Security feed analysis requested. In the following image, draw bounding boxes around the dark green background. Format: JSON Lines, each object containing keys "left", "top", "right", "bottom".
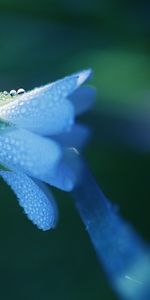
{"left": 0, "top": 1, "right": 150, "bottom": 299}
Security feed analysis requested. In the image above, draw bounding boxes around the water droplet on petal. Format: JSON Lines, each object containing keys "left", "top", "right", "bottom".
{"left": 20, "top": 107, "right": 26, "bottom": 114}
{"left": 10, "top": 90, "right": 17, "bottom": 97}
{"left": 17, "top": 88, "right": 25, "bottom": 95}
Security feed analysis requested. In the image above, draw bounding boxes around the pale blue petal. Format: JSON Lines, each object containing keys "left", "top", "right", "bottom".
{"left": 0, "top": 170, "right": 57, "bottom": 230}
{"left": 48, "top": 158, "right": 76, "bottom": 191}
{"left": 54, "top": 123, "right": 91, "bottom": 149}
{"left": 0, "top": 127, "right": 62, "bottom": 182}
{"left": 69, "top": 86, "right": 96, "bottom": 115}
{"left": 48, "top": 148, "right": 81, "bottom": 191}
{"left": 0, "top": 126, "right": 78, "bottom": 191}
{"left": 0, "top": 69, "right": 92, "bottom": 136}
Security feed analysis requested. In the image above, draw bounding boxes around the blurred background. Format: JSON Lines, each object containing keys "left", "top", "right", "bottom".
{"left": 0, "top": 1, "right": 150, "bottom": 299}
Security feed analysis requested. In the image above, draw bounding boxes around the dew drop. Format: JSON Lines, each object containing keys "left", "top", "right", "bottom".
{"left": 10, "top": 90, "right": 17, "bottom": 97}
{"left": 17, "top": 88, "right": 25, "bottom": 95}
{"left": 20, "top": 107, "right": 26, "bottom": 114}
{"left": 3, "top": 91, "right": 8, "bottom": 96}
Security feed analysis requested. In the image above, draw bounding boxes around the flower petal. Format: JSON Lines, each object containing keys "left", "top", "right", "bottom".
{"left": 69, "top": 86, "right": 96, "bottom": 115}
{"left": 0, "top": 126, "right": 62, "bottom": 183}
{"left": 49, "top": 147, "right": 82, "bottom": 191}
{"left": 49, "top": 158, "right": 76, "bottom": 191}
{"left": 0, "top": 70, "right": 92, "bottom": 136}
{"left": 54, "top": 123, "right": 91, "bottom": 149}
{"left": 0, "top": 170, "right": 57, "bottom": 230}
{"left": 0, "top": 125, "right": 79, "bottom": 191}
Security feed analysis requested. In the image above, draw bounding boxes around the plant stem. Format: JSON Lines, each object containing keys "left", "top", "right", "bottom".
{"left": 72, "top": 160, "right": 150, "bottom": 300}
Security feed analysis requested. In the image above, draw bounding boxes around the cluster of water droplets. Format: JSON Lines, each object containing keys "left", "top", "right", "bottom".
{"left": 0, "top": 83, "right": 75, "bottom": 135}
{"left": 0, "top": 88, "right": 25, "bottom": 104}
{"left": 0, "top": 126, "right": 61, "bottom": 183}
{"left": 0, "top": 69, "right": 95, "bottom": 230}
{"left": 0, "top": 170, "right": 56, "bottom": 230}
{"left": 4, "top": 88, "right": 25, "bottom": 97}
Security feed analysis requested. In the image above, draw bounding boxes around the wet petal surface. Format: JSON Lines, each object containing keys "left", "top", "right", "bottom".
{"left": 0, "top": 127, "right": 62, "bottom": 182}
{"left": 0, "top": 70, "right": 92, "bottom": 136}
{"left": 0, "top": 170, "right": 57, "bottom": 230}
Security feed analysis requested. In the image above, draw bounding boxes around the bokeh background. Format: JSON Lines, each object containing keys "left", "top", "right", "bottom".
{"left": 0, "top": 1, "right": 150, "bottom": 299}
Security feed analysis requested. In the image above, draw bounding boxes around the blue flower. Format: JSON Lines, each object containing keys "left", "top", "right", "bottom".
{"left": 0, "top": 69, "right": 95, "bottom": 230}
